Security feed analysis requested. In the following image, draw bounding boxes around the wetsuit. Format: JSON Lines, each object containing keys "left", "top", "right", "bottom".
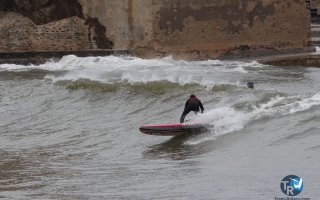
{"left": 180, "top": 96, "right": 204, "bottom": 123}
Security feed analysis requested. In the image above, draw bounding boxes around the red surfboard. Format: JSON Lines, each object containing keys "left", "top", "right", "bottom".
{"left": 139, "top": 122, "right": 212, "bottom": 136}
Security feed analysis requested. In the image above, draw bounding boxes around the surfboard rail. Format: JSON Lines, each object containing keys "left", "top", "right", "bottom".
{"left": 139, "top": 122, "right": 212, "bottom": 136}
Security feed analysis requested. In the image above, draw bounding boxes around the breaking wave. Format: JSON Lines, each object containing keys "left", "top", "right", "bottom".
{"left": 0, "top": 55, "right": 264, "bottom": 89}
{"left": 1, "top": 54, "right": 319, "bottom": 146}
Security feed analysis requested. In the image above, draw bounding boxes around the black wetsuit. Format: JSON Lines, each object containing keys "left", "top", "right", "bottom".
{"left": 180, "top": 97, "right": 204, "bottom": 123}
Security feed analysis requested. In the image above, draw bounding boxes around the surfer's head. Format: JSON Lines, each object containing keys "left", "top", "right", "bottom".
{"left": 190, "top": 94, "right": 196, "bottom": 98}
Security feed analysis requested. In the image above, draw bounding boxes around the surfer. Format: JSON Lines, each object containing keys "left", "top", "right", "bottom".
{"left": 180, "top": 94, "right": 204, "bottom": 123}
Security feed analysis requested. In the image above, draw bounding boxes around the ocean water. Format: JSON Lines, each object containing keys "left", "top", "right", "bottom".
{"left": 0, "top": 55, "right": 319, "bottom": 199}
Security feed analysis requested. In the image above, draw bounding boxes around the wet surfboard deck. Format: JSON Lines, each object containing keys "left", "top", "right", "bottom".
{"left": 139, "top": 122, "right": 212, "bottom": 136}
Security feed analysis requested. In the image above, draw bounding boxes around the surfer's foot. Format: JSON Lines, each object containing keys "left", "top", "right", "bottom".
{"left": 180, "top": 115, "right": 185, "bottom": 123}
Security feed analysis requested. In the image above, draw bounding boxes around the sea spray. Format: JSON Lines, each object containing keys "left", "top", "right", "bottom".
{"left": 186, "top": 93, "right": 320, "bottom": 145}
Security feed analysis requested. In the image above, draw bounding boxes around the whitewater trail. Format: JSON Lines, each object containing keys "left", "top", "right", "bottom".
{"left": 186, "top": 92, "right": 320, "bottom": 145}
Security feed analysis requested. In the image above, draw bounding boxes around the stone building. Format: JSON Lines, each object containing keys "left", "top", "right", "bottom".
{"left": 0, "top": 0, "right": 315, "bottom": 59}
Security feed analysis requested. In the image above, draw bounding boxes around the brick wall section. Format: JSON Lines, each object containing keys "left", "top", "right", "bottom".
{"left": 0, "top": 12, "right": 90, "bottom": 51}
{"left": 0, "top": 12, "right": 32, "bottom": 51}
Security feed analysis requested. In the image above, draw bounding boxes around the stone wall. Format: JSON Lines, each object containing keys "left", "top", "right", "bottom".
{"left": 79, "top": 0, "right": 154, "bottom": 50}
{"left": 78, "top": 0, "right": 313, "bottom": 59}
{"left": 0, "top": 12, "right": 90, "bottom": 51}
{"left": 150, "top": 0, "right": 313, "bottom": 59}
{"left": 0, "top": 0, "right": 314, "bottom": 59}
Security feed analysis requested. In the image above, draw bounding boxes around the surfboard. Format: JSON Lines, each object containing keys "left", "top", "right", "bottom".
{"left": 139, "top": 122, "right": 212, "bottom": 136}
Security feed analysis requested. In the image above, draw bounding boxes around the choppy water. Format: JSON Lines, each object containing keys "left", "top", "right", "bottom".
{"left": 0, "top": 55, "right": 320, "bottom": 199}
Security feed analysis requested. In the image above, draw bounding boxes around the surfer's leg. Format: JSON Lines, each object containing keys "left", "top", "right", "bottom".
{"left": 180, "top": 115, "right": 186, "bottom": 123}
{"left": 180, "top": 109, "right": 191, "bottom": 123}
{"left": 194, "top": 108, "right": 200, "bottom": 115}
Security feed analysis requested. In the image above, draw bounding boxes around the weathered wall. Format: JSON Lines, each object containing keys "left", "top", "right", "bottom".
{"left": 78, "top": 0, "right": 313, "bottom": 59}
{"left": 0, "top": 0, "right": 314, "bottom": 59}
{"left": 0, "top": 12, "right": 89, "bottom": 51}
{"left": 150, "top": 0, "right": 313, "bottom": 59}
{"left": 79, "top": 0, "right": 154, "bottom": 50}
{"left": 0, "top": 0, "right": 113, "bottom": 51}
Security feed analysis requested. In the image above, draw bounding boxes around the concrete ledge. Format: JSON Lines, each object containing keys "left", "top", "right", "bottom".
{"left": 257, "top": 52, "right": 320, "bottom": 67}
{"left": 0, "top": 49, "right": 131, "bottom": 65}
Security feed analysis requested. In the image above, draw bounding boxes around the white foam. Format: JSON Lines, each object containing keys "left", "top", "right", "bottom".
{"left": 289, "top": 93, "right": 320, "bottom": 113}
{"left": 0, "top": 55, "right": 263, "bottom": 87}
{"left": 186, "top": 94, "right": 320, "bottom": 145}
